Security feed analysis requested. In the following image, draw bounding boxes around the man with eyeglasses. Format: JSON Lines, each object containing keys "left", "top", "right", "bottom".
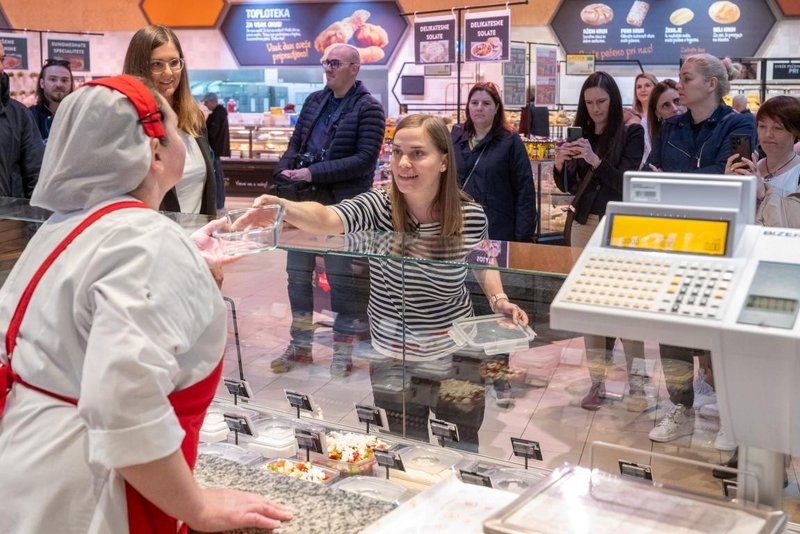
{"left": 0, "top": 41, "right": 44, "bottom": 198}
{"left": 270, "top": 43, "right": 385, "bottom": 376}
{"left": 29, "top": 58, "right": 74, "bottom": 141}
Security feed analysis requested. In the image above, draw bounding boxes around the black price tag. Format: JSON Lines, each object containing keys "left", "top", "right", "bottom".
{"left": 285, "top": 390, "right": 314, "bottom": 412}
{"left": 618, "top": 460, "right": 653, "bottom": 481}
{"left": 354, "top": 403, "right": 388, "bottom": 428}
{"left": 459, "top": 469, "right": 493, "bottom": 488}
{"left": 722, "top": 479, "right": 738, "bottom": 499}
{"left": 510, "top": 438, "right": 543, "bottom": 461}
{"left": 294, "top": 428, "right": 325, "bottom": 454}
{"left": 223, "top": 413, "right": 256, "bottom": 436}
{"left": 374, "top": 449, "right": 405, "bottom": 472}
{"left": 223, "top": 378, "right": 253, "bottom": 399}
{"left": 429, "top": 418, "right": 459, "bottom": 443}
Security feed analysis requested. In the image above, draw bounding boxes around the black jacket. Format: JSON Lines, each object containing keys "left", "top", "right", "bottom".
{"left": 0, "top": 73, "right": 43, "bottom": 198}
{"left": 554, "top": 124, "right": 644, "bottom": 225}
{"left": 29, "top": 102, "right": 54, "bottom": 141}
{"left": 452, "top": 125, "right": 537, "bottom": 242}
{"left": 205, "top": 106, "right": 230, "bottom": 158}
{"left": 275, "top": 80, "right": 385, "bottom": 203}
{"left": 160, "top": 132, "right": 217, "bottom": 216}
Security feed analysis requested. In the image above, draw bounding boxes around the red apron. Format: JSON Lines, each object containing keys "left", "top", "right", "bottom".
{"left": 0, "top": 200, "right": 224, "bottom": 534}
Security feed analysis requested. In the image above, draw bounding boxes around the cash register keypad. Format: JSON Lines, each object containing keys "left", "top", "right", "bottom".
{"left": 564, "top": 253, "right": 733, "bottom": 319}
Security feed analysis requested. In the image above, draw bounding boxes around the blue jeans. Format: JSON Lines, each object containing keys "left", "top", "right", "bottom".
{"left": 286, "top": 251, "right": 368, "bottom": 346}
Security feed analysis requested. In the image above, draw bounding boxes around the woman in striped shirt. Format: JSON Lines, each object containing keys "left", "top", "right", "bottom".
{"left": 253, "top": 114, "right": 527, "bottom": 450}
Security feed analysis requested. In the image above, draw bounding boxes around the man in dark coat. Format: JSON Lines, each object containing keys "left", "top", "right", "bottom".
{"left": 28, "top": 58, "right": 74, "bottom": 142}
{"left": 0, "top": 42, "right": 44, "bottom": 198}
{"left": 271, "top": 43, "right": 385, "bottom": 376}
{"left": 203, "top": 92, "right": 230, "bottom": 209}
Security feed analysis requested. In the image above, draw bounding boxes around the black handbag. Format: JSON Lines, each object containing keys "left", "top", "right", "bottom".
{"left": 269, "top": 175, "right": 334, "bottom": 204}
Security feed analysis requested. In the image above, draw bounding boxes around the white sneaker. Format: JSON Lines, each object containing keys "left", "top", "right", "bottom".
{"left": 714, "top": 426, "right": 737, "bottom": 451}
{"left": 693, "top": 369, "right": 717, "bottom": 409}
{"left": 649, "top": 404, "right": 694, "bottom": 442}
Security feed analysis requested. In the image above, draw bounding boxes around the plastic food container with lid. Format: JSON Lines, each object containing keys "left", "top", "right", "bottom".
{"left": 388, "top": 445, "right": 473, "bottom": 487}
{"left": 310, "top": 431, "right": 390, "bottom": 476}
{"left": 262, "top": 458, "right": 339, "bottom": 485}
{"left": 242, "top": 418, "right": 298, "bottom": 459}
{"left": 199, "top": 410, "right": 230, "bottom": 443}
{"left": 448, "top": 314, "right": 536, "bottom": 356}
{"left": 487, "top": 467, "right": 548, "bottom": 494}
{"left": 332, "top": 475, "right": 411, "bottom": 504}
{"left": 197, "top": 442, "right": 264, "bottom": 466}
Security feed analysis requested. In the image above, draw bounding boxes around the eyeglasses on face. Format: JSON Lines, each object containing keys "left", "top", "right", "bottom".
{"left": 44, "top": 58, "right": 71, "bottom": 68}
{"left": 149, "top": 57, "right": 185, "bottom": 74}
{"left": 321, "top": 59, "right": 355, "bottom": 70}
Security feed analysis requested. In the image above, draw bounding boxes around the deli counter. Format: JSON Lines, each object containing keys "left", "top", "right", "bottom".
{"left": 0, "top": 198, "right": 797, "bottom": 533}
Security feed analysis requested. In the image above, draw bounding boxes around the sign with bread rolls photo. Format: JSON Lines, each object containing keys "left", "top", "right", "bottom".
{"left": 551, "top": 0, "right": 775, "bottom": 65}
{"left": 220, "top": 2, "right": 407, "bottom": 66}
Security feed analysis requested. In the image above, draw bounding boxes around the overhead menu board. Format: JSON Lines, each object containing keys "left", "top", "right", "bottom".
{"left": 0, "top": 36, "right": 28, "bottom": 70}
{"left": 220, "top": 2, "right": 407, "bottom": 66}
{"left": 47, "top": 39, "right": 91, "bottom": 71}
{"left": 464, "top": 9, "right": 511, "bottom": 63}
{"left": 550, "top": 0, "right": 776, "bottom": 65}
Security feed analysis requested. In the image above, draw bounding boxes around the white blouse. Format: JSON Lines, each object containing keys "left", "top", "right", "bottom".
{"left": 175, "top": 131, "right": 206, "bottom": 214}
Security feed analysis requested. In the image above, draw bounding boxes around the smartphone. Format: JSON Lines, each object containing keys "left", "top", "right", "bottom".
{"left": 566, "top": 126, "right": 583, "bottom": 142}
{"left": 730, "top": 134, "right": 751, "bottom": 161}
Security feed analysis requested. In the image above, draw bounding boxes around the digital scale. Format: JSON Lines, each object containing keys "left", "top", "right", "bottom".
{"left": 552, "top": 171, "right": 798, "bottom": 513}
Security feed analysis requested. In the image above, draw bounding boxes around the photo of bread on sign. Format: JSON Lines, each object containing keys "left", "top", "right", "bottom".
{"left": 314, "top": 9, "right": 390, "bottom": 63}
{"left": 708, "top": 1, "right": 740, "bottom": 24}
{"left": 581, "top": 3, "right": 614, "bottom": 26}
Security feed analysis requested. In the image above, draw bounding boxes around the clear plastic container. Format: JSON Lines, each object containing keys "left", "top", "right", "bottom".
{"left": 244, "top": 418, "right": 298, "bottom": 459}
{"left": 262, "top": 458, "right": 339, "bottom": 485}
{"left": 388, "top": 445, "right": 471, "bottom": 486}
{"left": 197, "top": 442, "right": 264, "bottom": 466}
{"left": 199, "top": 410, "right": 229, "bottom": 443}
{"left": 213, "top": 205, "right": 284, "bottom": 256}
{"left": 449, "top": 314, "right": 536, "bottom": 356}
{"left": 311, "top": 431, "right": 390, "bottom": 476}
{"left": 332, "top": 475, "right": 411, "bottom": 504}
{"left": 487, "top": 467, "right": 548, "bottom": 494}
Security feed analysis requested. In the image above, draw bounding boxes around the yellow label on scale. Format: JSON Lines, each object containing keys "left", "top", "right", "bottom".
{"left": 608, "top": 215, "right": 728, "bottom": 256}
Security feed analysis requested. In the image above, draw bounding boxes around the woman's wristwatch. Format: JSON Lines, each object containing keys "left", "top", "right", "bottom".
{"left": 489, "top": 292, "right": 509, "bottom": 311}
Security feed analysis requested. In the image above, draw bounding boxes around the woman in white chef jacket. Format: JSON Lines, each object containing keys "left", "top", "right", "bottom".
{"left": 0, "top": 76, "right": 292, "bottom": 533}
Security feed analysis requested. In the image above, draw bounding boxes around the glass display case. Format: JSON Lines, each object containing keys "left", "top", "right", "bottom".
{"left": 1, "top": 198, "right": 798, "bottom": 529}
{"left": 223, "top": 125, "right": 294, "bottom": 196}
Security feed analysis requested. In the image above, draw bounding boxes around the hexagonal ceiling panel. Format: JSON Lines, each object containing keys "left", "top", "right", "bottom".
{"left": 775, "top": 0, "right": 800, "bottom": 17}
{"left": 141, "top": 0, "right": 224, "bottom": 28}
{"left": 551, "top": 0, "right": 776, "bottom": 64}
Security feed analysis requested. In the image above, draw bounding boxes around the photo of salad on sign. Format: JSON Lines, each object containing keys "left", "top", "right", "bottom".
{"left": 464, "top": 9, "right": 510, "bottom": 63}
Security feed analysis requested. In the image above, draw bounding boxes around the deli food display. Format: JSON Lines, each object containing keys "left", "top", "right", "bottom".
{"left": 264, "top": 458, "right": 340, "bottom": 484}
{"left": 312, "top": 431, "right": 390, "bottom": 476}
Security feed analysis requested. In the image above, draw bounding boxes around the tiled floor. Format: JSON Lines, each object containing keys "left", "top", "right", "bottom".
{"left": 218, "top": 196, "right": 800, "bottom": 522}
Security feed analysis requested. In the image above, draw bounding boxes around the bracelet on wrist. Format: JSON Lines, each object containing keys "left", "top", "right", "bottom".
{"left": 489, "top": 293, "right": 509, "bottom": 311}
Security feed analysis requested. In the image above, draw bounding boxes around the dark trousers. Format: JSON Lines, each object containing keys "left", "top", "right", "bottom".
{"left": 658, "top": 344, "right": 702, "bottom": 407}
{"left": 286, "top": 250, "right": 368, "bottom": 346}
{"left": 369, "top": 349, "right": 486, "bottom": 453}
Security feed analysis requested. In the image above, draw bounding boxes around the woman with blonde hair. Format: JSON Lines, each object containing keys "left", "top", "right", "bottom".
{"left": 124, "top": 25, "right": 217, "bottom": 215}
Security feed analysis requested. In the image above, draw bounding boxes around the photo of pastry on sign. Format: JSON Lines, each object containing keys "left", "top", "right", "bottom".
{"left": 420, "top": 40, "right": 449, "bottom": 64}
{"left": 470, "top": 37, "right": 502, "bottom": 61}
{"left": 314, "top": 9, "right": 389, "bottom": 64}
{"left": 2, "top": 55, "right": 22, "bottom": 69}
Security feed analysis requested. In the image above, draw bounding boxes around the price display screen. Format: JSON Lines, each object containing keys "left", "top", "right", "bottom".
{"left": 607, "top": 214, "right": 729, "bottom": 256}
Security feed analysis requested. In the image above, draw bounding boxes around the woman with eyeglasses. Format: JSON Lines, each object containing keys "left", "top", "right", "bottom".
{"left": 123, "top": 25, "right": 217, "bottom": 216}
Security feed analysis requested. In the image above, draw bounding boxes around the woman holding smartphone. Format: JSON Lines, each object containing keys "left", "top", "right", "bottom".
{"left": 554, "top": 71, "right": 647, "bottom": 411}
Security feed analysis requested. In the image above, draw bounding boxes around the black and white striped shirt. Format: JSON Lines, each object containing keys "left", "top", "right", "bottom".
{"left": 332, "top": 189, "right": 488, "bottom": 360}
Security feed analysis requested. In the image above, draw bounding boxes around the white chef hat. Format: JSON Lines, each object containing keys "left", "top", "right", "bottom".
{"left": 31, "top": 75, "right": 165, "bottom": 213}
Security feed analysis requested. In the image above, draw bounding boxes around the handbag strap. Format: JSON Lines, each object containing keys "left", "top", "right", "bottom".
{"left": 568, "top": 168, "right": 596, "bottom": 212}
{"left": 461, "top": 142, "right": 489, "bottom": 191}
